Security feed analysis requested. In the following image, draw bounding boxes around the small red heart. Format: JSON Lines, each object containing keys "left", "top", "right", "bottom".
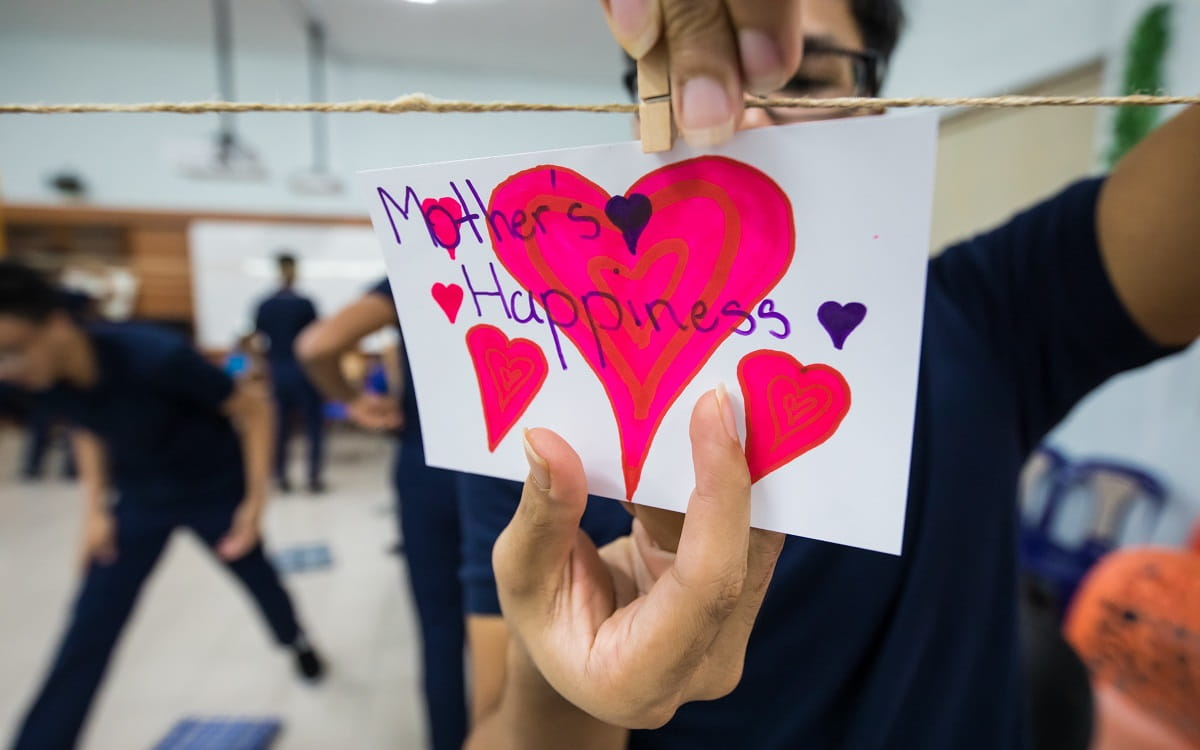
{"left": 422, "top": 197, "right": 464, "bottom": 260}
{"left": 738, "top": 349, "right": 851, "bottom": 483}
{"left": 466, "top": 324, "right": 549, "bottom": 451}
{"left": 431, "top": 282, "right": 464, "bottom": 324}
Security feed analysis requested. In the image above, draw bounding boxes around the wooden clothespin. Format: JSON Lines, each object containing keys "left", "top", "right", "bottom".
{"left": 637, "top": 41, "right": 674, "bottom": 153}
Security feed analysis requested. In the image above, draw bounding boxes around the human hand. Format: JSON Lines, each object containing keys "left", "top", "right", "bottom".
{"left": 346, "top": 392, "right": 404, "bottom": 432}
{"left": 217, "top": 502, "right": 262, "bottom": 561}
{"left": 80, "top": 508, "right": 118, "bottom": 569}
{"left": 602, "top": 0, "right": 804, "bottom": 146}
{"left": 493, "top": 387, "right": 785, "bottom": 728}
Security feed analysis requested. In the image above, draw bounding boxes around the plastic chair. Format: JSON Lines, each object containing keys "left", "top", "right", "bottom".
{"left": 1020, "top": 456, "right": 1166, "bottom": 615}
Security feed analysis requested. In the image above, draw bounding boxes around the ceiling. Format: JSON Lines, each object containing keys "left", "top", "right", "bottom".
{"left": 0, "top": 0, "right": 622, "bottom": 82}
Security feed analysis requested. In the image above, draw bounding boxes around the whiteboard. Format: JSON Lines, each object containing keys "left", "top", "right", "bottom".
{"left": 188, "top": 220, "right": 397, "bottom": 352}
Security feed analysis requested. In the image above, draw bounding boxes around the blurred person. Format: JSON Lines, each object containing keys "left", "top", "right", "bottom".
{"left": 458, "top": 2, "right": 1200, "bottom": 749}
{"left": 254, "top": 253, "right": 325, "bottom": 494}
{"left": 0, "top": 262, "right": 325, "bottom": 750}
{"left": 19, "top": 286, "right": 91, "bottom": 481}
{"left": 225, "top": 332, "right": 267, "bottom": 384}
{"left": 297, "top": 281, "right": 467, "bottom": 750}
{"left": 59, "top": 259, "right": 138, "bottom": 322}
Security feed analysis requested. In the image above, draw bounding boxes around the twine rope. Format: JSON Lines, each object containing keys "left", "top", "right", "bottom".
{"left": 1, "top": 93, "right": 1198, "bottom": 116}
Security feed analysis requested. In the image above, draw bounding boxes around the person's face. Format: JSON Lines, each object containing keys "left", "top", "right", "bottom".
{"left": 280, "top": 262, "right": 297, "bottom": 285}
{"left": 0, "top": 313, "right": 68, "bottom": 390}
{"left": 740, "top": 0, "right": 871, "bottom": 131}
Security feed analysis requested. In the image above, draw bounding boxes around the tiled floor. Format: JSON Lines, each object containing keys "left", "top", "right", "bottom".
{"left": 0, "top": 429, "right": 429, "bottom": 749}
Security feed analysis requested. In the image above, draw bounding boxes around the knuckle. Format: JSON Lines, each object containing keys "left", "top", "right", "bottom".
{"left": 663, "top": 0, "right": 725, "bottom": 36}
{"left": 704, "top": 572, "right": 744, "bottom": 622}
{"left": 623, "top": 695, "right": 685, "bottom": 730}
{"left": 662, "top": 0, "right": 730, "bottom": 53}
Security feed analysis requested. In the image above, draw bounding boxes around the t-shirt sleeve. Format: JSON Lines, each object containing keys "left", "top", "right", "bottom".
{"left": 458, "top": 475, "right": 524, "bottom": 616}
{"left": 369, "top": 278, "right": 392, "bottom": 298}
{"left": 154, "top": 344, "right": 237, "bottom": 411}
{"left": 459, "top": 474, "right": 635, "bottom": 616}
{"left": 929, "top": 177, "right": 1181, "bottom": 450}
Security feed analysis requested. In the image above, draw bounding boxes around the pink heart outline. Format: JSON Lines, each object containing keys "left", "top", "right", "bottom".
{"left": 465, "top": 324, "right": 549, "bottom": 452}
{"left": 488, "top": 157, "right": 795, "bottom": 498}
{"left": 737, "top": 349, "right": 851, "bottom": 483}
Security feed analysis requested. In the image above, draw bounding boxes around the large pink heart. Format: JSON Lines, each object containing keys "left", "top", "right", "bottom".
{"left": 488, "top": 156, "right": 794, "bottom": 498}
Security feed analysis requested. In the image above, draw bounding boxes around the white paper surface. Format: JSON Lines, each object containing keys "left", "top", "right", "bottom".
{"left": 358, "top": 112, "right": 938, "bottom": 554}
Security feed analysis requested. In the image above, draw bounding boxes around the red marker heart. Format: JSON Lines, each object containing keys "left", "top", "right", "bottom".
{"left": 489, "top": 157, "right": 794, "bottom": 498}
{"left": 422, "top": 196, "right": 465, "bottom": 260}
{"left": 431, "top": 282, "right": 464, "bottom": 324}
{"left": 738, "top": 350, "right": 851, "bottom": 483}
{"left": 465, "top": 324, "right": 549, "bottom": 451}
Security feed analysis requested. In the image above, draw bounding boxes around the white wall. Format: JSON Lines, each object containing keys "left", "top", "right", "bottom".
{"left": 888, "top": 0, "right": 1113, "bottom": 97}
{"left": 1, "top": 0, "right": 1131, "bottom": 218}
{"left": 0, "top": 30, "right": 630, "bottom": 216}
{"left": 1047, "top": 0, "right": 1200, "bottom": 544}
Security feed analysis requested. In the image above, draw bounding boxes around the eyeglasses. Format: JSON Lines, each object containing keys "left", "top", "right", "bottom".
{"left": 755, "top": 43, "right": 883, "bottom": 124}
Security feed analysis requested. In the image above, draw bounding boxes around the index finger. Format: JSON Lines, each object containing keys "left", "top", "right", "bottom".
{"left": 637, "top": 386, "right": 753, "bottom": 674}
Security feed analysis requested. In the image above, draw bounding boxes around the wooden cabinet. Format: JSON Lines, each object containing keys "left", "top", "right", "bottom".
{"left": 0, "top": 203, "right": 367, "bottom": 332}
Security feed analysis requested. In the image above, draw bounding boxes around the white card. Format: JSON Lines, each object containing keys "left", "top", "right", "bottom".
{"left": 359, "top": 112, "right": 937, "bottom": 554}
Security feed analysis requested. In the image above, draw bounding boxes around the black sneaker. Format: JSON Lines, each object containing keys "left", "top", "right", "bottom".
{"left": 277, "top": 478, "right": 293, "bottom": 494}
{"left": 308, "top": 479, "right": 327, "bottom": 495}
{"left": 293, "top": 639, "right": 325, "bottom": 683}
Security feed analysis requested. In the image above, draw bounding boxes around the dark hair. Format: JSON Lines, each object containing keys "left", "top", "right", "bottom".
{"left": 852, "top": 0, "right": 905, "bottom": 66}
{"left": 620, "top": 1, "right": 905, "bottom": 97}
{"left": 276, "top": 253, "right": 297, "bottom": 268}
{"left": 0, "top": 261, "right": 59, "bottom": 322}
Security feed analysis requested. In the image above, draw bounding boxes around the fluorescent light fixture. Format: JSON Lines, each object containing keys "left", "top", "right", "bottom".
{"left": 405, "top": 0, "right": 438, "bottom": 4}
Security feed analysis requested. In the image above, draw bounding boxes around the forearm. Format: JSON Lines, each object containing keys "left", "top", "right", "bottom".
{"left": 297, "top": 293, "right": 399, "bottom": 403}
{"left": 230, "top": 383, "right": 273, "bottom": 509}
{"left": 1100, "top": 104, "right": 1200, "bottom": 346}
{"left": 301, "top": 350, "right": 359, "bottom": 403}
{"left": 467, "top": 639, "right": 628, "bottom": 750}
{"left": 72, "top": 431, "right": 110, "bottom": 513}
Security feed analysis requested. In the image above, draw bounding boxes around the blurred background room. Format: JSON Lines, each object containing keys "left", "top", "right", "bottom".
{"left": 1, "top": 0, "right": 1198, "bottom": 748}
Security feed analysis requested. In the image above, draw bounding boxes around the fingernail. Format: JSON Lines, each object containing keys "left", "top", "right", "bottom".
{"left": 610, "top": 0, "right": 657, "bottom": 58}
{"left": 679, "top": 76, "right": 736, "bottom": 147}
{"left": 715, "top": 383, "right": 740, "bottom": 445}
{"left": 738, "top": 29, "right": 786, "bottom": 94}
{"left": 523, "top": 429, "right": 551, "bottom": 491}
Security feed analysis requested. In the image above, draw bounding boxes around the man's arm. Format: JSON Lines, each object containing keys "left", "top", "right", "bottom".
{"left": 1098, "top": 105, "right": 1200, "bottom": 347}
{"left": 217, "top": 378, "right": 274, "bottom": 560}
{"left": 73, "top": 430, "right": 117, "bottom": 568}
{"left": 296, "top": 292, "right": 403, "bottom": 431}
{"left": 465, "top": 615, "right": 628, "bottom": 750}
{"left": 297, "top": 293, "right": 395, "bottom": 403}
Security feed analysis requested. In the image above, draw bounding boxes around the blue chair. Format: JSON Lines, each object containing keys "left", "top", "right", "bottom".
{"left": 1020, "top": 454, "right": 1167, "bottom": 615}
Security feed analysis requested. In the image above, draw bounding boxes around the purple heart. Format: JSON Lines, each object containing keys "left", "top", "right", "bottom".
{"left": 604, "top": 193, "right": 652, "bottom": 255}
{"left": 818, "top": 301, "right": 867, "bottom": 350}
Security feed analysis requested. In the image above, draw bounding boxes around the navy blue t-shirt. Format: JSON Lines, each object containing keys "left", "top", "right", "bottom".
{"left": 456, "top": 178, "right": 1178, "bottom": 749}
{"left": 32, "top": 323, "right": 245, "bottom": 507}
{"left": 255, "top": 288, "right": 318, "bottom": 364}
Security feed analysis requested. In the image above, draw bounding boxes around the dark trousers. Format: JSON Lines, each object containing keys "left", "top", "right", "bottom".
{"left": 13, "top": 501, "right": 301, "bottom": 750}
{"left": 22, "top": 409, "right": 76, "bottom": 479}
{"left": 270, "top": 362, "right": 325, "bottom": 486}
{"left": 394, "top": 434, "right": 467, "bottom": 750}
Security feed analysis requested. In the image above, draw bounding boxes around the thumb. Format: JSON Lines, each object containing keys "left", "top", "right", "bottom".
{"left": 493, "top": 428, "right": 590, "bottom": 607}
